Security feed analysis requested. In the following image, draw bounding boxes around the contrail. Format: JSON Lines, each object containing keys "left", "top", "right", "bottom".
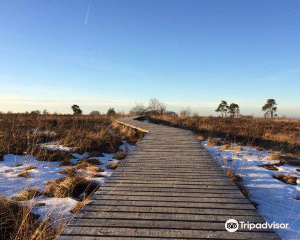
{"left": 84, "top": 0, "right": 92, "bottom": 25}
{"left": 284, "top": 9, "right": 300, "bottom": 16}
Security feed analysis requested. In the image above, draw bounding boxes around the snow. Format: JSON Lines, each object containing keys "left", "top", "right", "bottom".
{"left": 26, "top": 196, "right": 78, "bottom": 227}
{"left": 40, "top": 142, "right": 73, "bottom": 151}
{"left": 0, "top": 141, "right": 134, "bottom": 228}
{"left": 202, "top": 141, "right": 300, "bottom": 240}
{"left": 31, "top": 128, "right": 56, "bottom": 136}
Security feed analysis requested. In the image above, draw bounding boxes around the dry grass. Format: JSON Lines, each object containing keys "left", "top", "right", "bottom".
{"left": 273, "top": 174, "right": 298, "bottom": 185}
{"left": 45, "top": 175, "right": 100, "bottom": 198}
{"left": 79, "top": 158, "right": 101, "bottom": 165}
{"left": 206, "top": 139, "right": 222, "bottom": 146}
{"left": 89, "top": 151, "right": 104, "bottom": 157}
{"left": 0, "top": 114, "right": 144, "bottom": 239}
{"left": 59, "top": 159, "right": 74, "bottom": 167}
{"left": 29, "top": 146, "right": 73, "bottom": 162}
{"left": 25, "top": 165, "right": 37, "bottom": 171}
{"left": 70, "top": 198, "right": 89, "bottom": 214}
{"left": 268, "top": 154, "right": 300, "bottom": 166}
{"left": 260, "top": 164, "right": 279, "bottom": 171}
{"left": 0, "top": 197, "right": 58, "bottom": 240}
{"left": 12, "top": 188, "right": 43, "bottom": 201}
{"left": 60, "top": 162, "right": 103, "bottom": 176}
{"left": 16, "top": 170, "right": 31, "bottom": 178}
{"left": 0, "top": 114, "right": 125, "bottom": 157}
{"left": 107, "top": 162, "right": 119, "bottom": 170}
{"left": 147, "top": 115, "right": 300, "bottom": 154}
{"left": 114, "top": 150, "right": 128, "bottom": 160}
{"left": 83, "top": 173, "right": 104, "bottom": 178}
{"left": 220, "top": 144, "right": 243, "bottom": 151}
{"left": 196, "top": 134, "right": 206, "bottom": 141}
{"left": 225, "top": 170, "right": 243, "bottom": 183}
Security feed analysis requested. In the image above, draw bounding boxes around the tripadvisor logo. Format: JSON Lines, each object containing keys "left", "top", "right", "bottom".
{"left": 225, "top": 219, "right": 289, "bottom": 232}
{"left": 225, "top": 219, "right": 239, "bottom": 232}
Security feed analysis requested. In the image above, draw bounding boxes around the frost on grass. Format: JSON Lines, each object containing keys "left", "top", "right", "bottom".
{"left": 202, "top": 140, "right": 300, "bottom": 240}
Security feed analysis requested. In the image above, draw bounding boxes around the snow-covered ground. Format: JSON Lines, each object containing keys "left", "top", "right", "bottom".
{"left": 202, "top": 141, "right": 300, "bottom": 240}
{"left": 0, "top": 141, "right": 133, "bottom": 226}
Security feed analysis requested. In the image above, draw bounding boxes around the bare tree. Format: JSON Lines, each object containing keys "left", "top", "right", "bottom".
{"left": 130, "top": 102, "right": 146, "bottom": 115}
{"left": 180, "top": 107, "right": 192, "bottom": 117}
{"left": 148, "top": 98, "right": 167, "bottom": 115}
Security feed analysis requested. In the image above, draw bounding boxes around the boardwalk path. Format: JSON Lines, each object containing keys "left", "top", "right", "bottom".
{"left": 58, "top": 117, "right": 279, "bottom": 239}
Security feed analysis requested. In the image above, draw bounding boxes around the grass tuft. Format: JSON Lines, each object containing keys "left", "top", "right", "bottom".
{"left": 273, "top": 174, "right": 298, "bottom": 185}
{"left": 45, "top": 175, "right": 100, "bottom": 199}
{"left": 12, "top": 188, "right": 43, "bottom": 201}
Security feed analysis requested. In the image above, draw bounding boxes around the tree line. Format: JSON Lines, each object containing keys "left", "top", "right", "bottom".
{"left": 215, "top": 99, "right": 278, "bottom": 118}
{"left": 0, "top": 98, "right": 279, "bottom": 118}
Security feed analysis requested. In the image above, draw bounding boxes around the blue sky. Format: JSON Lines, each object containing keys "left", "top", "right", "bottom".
{"left": 0, "top": 0, "right": 300, "bottom": 117}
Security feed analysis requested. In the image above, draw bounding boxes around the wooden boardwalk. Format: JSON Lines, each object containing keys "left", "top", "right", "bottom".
{"left": 58, "top": 117, "right": 279, "bottom": 240}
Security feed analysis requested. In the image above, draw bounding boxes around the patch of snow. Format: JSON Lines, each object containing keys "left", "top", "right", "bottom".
{"left": 0, "top": 154, "right": 65, "bottom": 197}
{"left": 202, "top": 141, "right": 300, "bottom": 240}
{"left": 31, "top": 128, "right": 56, "bottom": 136}
{"left": 40, "top": 142, "right": 73, "bottom": 151}
{"left": 26, "top": 196, "right": 77, "bottom": 227}
{"left": 0, "top": 140, "right": 135, "bottom": 229}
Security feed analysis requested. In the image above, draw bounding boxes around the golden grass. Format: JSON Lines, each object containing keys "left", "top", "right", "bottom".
{"left": 0, "top": 114, "right": 144, "bottom": 239}
{"left": 25, "top": 165, "right": 37, "bottom": 171}
{"left": 29, "top": 146, "right": 72, "bottom": 162}
{"left": 196, "top": 135, "right": 206, "bottom": 141}
{"left": 0, "top": 197, "right": 58, "bottom": 240}
{"left": 225, "top": 170, "right": 243, "bottom": 183}
{"left": 206, "top": 139, "right": 222, "bottom": 146}
{"left": 17, "top": 170, "right": 31, "bottom": 178}
{"left": 83, "top": 173, "right": 104, "bottom": 178}
{"left": 260, "top": 164, "right": 279, "bottom": 171}
{"left": 79, "top": 158, "right": 101, "bottom": 165}
{"left": 70, "top": 198, "right": 89, "bottom": 214}
{"left": 45, "top": 175, "right": 100, "bottom": 198}
{"left": 220, "top": 144, "right": 243, "bottom": 151}
{"left": 59, "top": 159, "right": 74, "bottom": 167}
{"left": 12, "top": 188, "right": 43, "bottom": 201}
{"left": 273, "top": 174, "right": 298, "bottom": 185}
{"left": 106, "top": 162, "right": 119, "bottom": 170}
{"left": 60, "top": 162, "right": 103, "bottom": 176}
{"left": 114, "top": 150, "right": 128, "bottom": 160}
{"left": 148, "top": 115, "right": 300, "bottom": 154}
{"left": 89, "top": 151, "right": 104, "bottom": 157}
{"left": 268, "top": 154, "right": 300, "bottom": 166}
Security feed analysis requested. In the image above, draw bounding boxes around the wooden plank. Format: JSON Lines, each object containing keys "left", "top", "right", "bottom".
{"left": 83, "top": 205, "right": 261, "bottom": 216}
{"left": 58, "top": 227, "right": 280, "bottom": 239}
{"left": 74, "top": 211, "right": 265, "bottom": 223}
{"left": 67, "top": 218, "right": 272, "bottom": 232}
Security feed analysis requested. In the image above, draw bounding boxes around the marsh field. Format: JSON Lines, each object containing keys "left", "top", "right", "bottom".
{"left": 0, "top": 113, "right": 144, "bottom": 240}
{"left": 1, "top": 113, "right": 300, "bottom": 239}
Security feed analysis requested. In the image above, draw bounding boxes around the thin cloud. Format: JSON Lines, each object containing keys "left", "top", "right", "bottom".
{"left": 284, "top": 9, "right": 300, "bottom": 16}
{"left": 84, "top": 0, "right": 92, "bottom": 25}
